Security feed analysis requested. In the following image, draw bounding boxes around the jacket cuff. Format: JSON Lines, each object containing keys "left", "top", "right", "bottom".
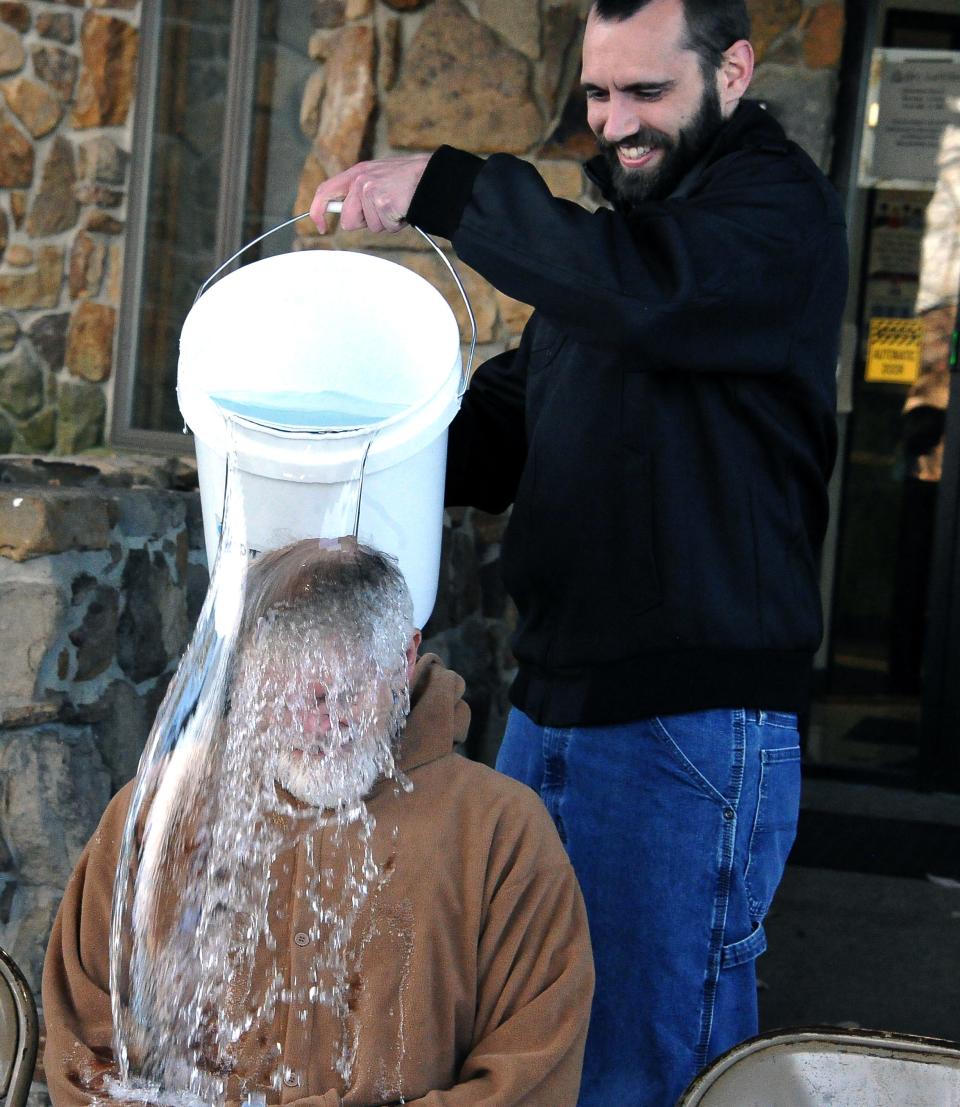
{"left": 407, "top": 145, "right": 485, "bottom": 239}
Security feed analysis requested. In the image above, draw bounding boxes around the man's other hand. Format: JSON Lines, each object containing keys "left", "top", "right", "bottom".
{"left": 310, "top": 155, "right": 432, "bottom": 234}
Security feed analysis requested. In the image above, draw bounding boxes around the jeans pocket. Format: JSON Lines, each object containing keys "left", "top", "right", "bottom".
{"left": 651, "top": 712, "right": 735, "bottom": 805}
{"left": 744, "top": 745, "right": 800, "bottom": 920}
{"left": 761, "top": 711, "right": 799, "bottom": 729}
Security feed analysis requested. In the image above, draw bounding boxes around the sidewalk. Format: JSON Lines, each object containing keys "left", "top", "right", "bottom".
{"left": 759, "top": 778, "right": 960, "bottom": 1042}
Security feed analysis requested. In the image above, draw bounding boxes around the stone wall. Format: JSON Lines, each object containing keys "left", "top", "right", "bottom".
{"left": 0, "top": 452, "right": 204, "bottom": 1102}
{"left": 422, "top": 505, "right": 516, "bottom": 766}
{"left": 0, "top": 0, "right": 138, "bottom": 456}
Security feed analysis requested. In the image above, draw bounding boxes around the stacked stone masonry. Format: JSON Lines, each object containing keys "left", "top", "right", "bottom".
{"left": 0, "top": 456, "right": 205, "bottom": 890}
{"left": 0, "top": 2, "right": 137, "bottom": 457}
{"left": 0, "top": 452, "right": 205, "bottom": 1105}
{"left": 0, "top": 2, "right": 846, "bottom": 1099}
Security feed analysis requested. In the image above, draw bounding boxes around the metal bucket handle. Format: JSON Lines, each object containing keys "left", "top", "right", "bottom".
{"left": 195, "top": 207, "right": 476, "bottom": 398}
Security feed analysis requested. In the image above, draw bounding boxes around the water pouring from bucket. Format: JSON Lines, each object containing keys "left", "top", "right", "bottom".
{"left": 106, "top": 455, "right": 418, "bottom": 1103}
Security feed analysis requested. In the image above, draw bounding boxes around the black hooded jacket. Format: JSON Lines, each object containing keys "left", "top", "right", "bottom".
{"left": 407, "top": 101, "right": 848, "bottom": 726}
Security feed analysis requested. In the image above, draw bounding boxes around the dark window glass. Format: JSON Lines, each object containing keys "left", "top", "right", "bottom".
{"left": 130, "top": 1, "right": 312, "bottom": 433}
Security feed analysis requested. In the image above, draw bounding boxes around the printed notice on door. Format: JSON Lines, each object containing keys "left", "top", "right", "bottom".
{"left": 865, "top": 317, "right": 924, "bottom": 384}
{"left": 859, "top": 49, "right": 960, "bottom": 190}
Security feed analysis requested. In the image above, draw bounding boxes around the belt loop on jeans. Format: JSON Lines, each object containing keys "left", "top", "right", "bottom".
{"left": 756, "top": 709, "right": 766, "bottom": 726}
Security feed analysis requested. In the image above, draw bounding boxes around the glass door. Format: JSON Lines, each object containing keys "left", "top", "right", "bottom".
{"left": 808, "top": 7, "right": 960, "bottom": 786}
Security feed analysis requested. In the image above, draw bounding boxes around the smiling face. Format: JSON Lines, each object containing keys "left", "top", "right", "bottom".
{"left": 581, "top": 0, "right": 738, "bottom": 206}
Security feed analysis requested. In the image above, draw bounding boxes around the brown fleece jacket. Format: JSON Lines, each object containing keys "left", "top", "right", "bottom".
{"left": 42, "top": 655, "right": 594, "bottom": 1106}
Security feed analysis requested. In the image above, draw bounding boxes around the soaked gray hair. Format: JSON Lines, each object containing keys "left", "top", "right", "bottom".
{"left": 239, "top": 537, "right": 415, "bottom": 646}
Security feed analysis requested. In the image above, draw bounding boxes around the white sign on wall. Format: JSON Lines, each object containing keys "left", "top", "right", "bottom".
{"left": 859, "top": 48, "right": 960, "bottom": 190}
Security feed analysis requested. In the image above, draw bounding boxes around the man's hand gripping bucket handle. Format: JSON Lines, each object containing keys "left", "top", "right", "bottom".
{"left": 195, "top": 206, "right": 477, "bottom": 398}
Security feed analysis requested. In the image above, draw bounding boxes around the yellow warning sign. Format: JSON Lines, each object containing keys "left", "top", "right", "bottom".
{"left": 865, "top": 317, "right": 923, "bottom": 384}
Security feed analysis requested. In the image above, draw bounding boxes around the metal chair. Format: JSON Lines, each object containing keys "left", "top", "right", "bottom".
{"left": 0, "top": 946, "right": 38, "bottom": 1107}
{"left": 676, "top": 1026, "right": 960, "bottom": 1106}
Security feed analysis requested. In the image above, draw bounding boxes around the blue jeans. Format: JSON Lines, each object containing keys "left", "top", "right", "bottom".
{"left": 496, "top": 707, "right": 801, "bottom": 1107}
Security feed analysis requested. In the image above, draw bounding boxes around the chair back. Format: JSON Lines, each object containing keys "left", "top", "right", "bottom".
{"left": 0, "top": 947, "right": 38, "bottom": 1107}
{"left": 677, "top": 1027, "right": 960, "bottom": 1107}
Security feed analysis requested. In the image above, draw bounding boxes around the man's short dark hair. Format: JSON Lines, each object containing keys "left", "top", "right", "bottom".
{"left": 592, "top": 0, "right": 751, "bottom": 72}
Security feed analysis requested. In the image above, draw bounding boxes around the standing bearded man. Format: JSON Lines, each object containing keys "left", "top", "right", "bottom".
{"left": 310, "top": 0, "right": 848, "bottom": 1102}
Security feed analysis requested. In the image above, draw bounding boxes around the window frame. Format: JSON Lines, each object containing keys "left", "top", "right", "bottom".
{"left": 111, "top": 0, "right": 261, "bottom": 452}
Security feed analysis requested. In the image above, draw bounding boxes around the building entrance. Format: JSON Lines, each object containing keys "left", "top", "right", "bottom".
{"left": 809, "top": 4, "right": 960, "bottom": 787}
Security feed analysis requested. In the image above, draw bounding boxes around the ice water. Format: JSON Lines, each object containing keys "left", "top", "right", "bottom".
{"left": 210, "top": 389, "right": 407, "bottom": 432}
{"left": 94, "top": 440, "right": 414, "bottom": 1105}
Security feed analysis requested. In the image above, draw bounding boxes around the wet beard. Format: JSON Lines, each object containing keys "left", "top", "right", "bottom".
{"left": 276, "top": 728, "right": 391, "bottom": 811}
{"left": 599, "top": 80, "right": 724, "bottom": 208}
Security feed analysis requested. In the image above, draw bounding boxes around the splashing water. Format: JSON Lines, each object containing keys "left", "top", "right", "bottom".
{"left": 103, "top": 429, "right": 414, "bottom": 1105}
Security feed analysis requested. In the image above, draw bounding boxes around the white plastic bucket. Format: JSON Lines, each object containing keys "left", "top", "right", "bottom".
{"left": 177, "top": 248, "right": 465, "bottom": 628}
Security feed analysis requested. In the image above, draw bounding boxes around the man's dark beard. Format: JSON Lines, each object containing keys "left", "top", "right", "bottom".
{"left": 599, "top": 79, "right": 724, "bottom": 208}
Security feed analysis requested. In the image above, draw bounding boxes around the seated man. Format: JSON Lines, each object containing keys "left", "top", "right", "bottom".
{"left": 43, "top": 539, "right": 594, "bottom": 1106}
